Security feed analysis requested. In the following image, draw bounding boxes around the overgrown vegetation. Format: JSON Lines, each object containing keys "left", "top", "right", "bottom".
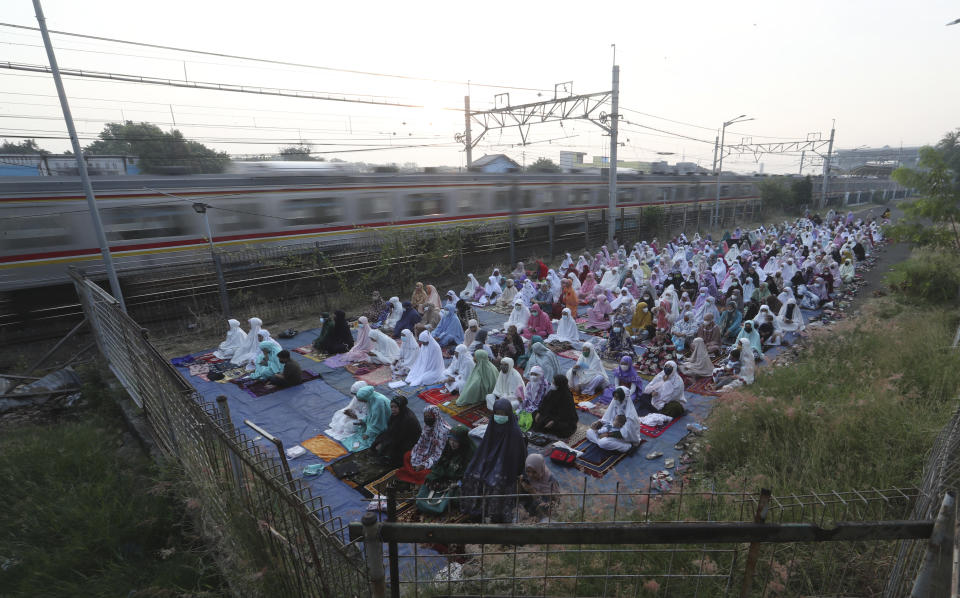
{"left": 0, "top": 369, "right": 226, "bottom": 597}
{"left": 757, "top": 175, "right": 814, "bottom": 214}
{"left": 886, "top": 248, "right": 960, "bottom": 304}
{"left": 84, "top": 121, "right": 230, "bottom": 174}
{"left": 888, "top": 128, "right": 960, "bottom": 250}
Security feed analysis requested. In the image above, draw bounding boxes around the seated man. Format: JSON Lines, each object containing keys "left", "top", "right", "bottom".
{"left": 267, "top": 350, "right": 303, "bottom": 387}
{"left": 695, "top": 312, "right": 723, "bottom": 355}
{"left": 586, "top": 386, "right": 641, "bottom": 453}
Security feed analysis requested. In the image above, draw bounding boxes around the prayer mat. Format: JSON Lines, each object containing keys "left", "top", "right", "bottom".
{"left": 188, "top": 363, "right": 211, "bottom": 378}
{"left": 545, "top": 340, "right": 573, "bottom": 354}
{"left": 300, "top": 434, "right": 348, "bottom": 462}
{"left": 685, "top": 376, "right": 721, "bottom": 397}
{"left": 437, "top": 399, "right": 478, "bottom": 419}
{"left": 451, "top": 404, "right": 489, "bottom": 427}
{"left": 419, "top": 387, "right": 457, "bottom": 406}
{"left": 572, "top": 390, "right": 600, "bottom": 404}
{"left": 323, "top": 353, "right": 353, "bottom": 368}
{"left": 358, "top": 365, "right": 393, "bottom": 387}
{"left": 578, "top": 403, "right": 607, "bottom": 419}
{"left": 208, "top": 366, "right": 246, "bottom": 383}
{"left": 574, "top": 317, "right": 588, "bottom": 324}
{"left": 231, "top": 369, "right": 321, "bottom": 398}
{"left": 361, "top": 469, "right": 417, "bottom": 507}
{"left": 329, "top": 449, "right": 396, "bottom": 490}
{"left": 558, "top": 349, "right": 581, "bottom": 361}
{"left": 194, "top": 352, "right": 223, "bottom": 364}
{"left": 567, "top": 437, "right": 638, "bottom": 479}
{"left": 637, "top": 414, "right": 683, "bottom": 438}
{"left": 293, "top": 345, "right": 328, "bottom": 362}
{"left": 345, "top": 362, "right": 377, "bottom": 376}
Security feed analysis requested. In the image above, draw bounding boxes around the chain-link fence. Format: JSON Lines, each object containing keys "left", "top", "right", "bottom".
{"left": 350, "top": 477, "right": 934, "bottom": 598}
{"left": 71, "top": 269, "right": 370, "bottom": 597}
{"left": 884, "top": 403, "right": 960, "bottom": 597}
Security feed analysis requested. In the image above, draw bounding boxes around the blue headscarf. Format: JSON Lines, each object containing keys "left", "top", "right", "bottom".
{"left": 432, "top": 304, "right": 465, "bottom": 346}
{"left": 343, "top": 385, "right": 392, "bottom": 452}
{"left": 393, "top": 301, "right": 422, "bottom": 338}
{"left": 462, "top": 398, "right": 526, "bottom": 489}
{"left": 252, "top": 341, "right": 282, "bottom": 380}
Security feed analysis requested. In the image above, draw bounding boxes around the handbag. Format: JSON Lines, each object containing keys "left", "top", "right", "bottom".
{"left": 549, "top": 446, "right": 577, "bottom": 466}
{"left": 416, "top": 484, "right": 458, "bottom": 515}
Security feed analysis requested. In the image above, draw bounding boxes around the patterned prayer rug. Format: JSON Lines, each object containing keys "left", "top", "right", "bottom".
{"left": 358, "top": 365, "right": 393, "bottom": 387}
{"left": 323, "top": 354, "right": 353, "bottom": 368}
{"left": 300, "top": 434, "right": 348, "bottom": 461}
{"left": 567, "top": 437, "right": 638, "bottom": 478}
{"left": 558, "top": 349, "right": 581, "bottom": 361}
{"left": 572, "top": 390, "right": 600, "bottom": 404}
{"left": 293, "top": 345, "right": 328, "bottom": 362}
{"left": 329, "top": 449, "right": 395, "bottom": 490}
{"left": 637, "top": 415, "right": 683, "bottom": 438}
{"left": 419, "top": 387, "right": 457, "bottom": 406}
{"left": 231, "top": 370, "right": 321, "bottom": 397}
{"left": 685, "top": 376, "right": 722, "bottom": 397}
{"left": 451, "top": 403, "right": 489, "bottom": 427}
{"left": 362, "top": 469, "right": 417, "bottom": 506}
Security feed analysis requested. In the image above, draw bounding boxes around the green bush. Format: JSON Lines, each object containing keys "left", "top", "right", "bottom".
{"left": 886, "top": 249, "right": 960, "bottom": 304}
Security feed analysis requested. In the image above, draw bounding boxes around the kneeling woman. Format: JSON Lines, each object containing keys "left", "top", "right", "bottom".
{"left": 373, "top": 396, "right": 422, "bottom": 467}
{"left": 342, "top": 386, "right": 392, "bottom": 452}
{"left": 396, "top": 405, "right": 450, "bottom": 484}
{"left": 460, "top": 398, "right": 528, "bottom": 523}
{"left": 586, "top": 386, "right": 641, "bottom": 452}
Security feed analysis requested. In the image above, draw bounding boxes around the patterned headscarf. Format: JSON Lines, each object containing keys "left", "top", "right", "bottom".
{"left": 409, "top": 405, "right": 451, "bottom": 469}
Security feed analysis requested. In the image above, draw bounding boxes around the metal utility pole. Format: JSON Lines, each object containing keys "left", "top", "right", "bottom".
{"left": 799, "top": 150, "right": 805, "bottom": 175}
{"left": 819, "top": 122, "right": 835, "bottom": 209}
{"left": 607, "top": 63, "right": 619, "bottom": 246}
{"left": 463, "top": 95, "right": 473, "bottom": 168}
{"left": 194, "top": 203, "right": 231, "bottom": 317}
{"left": 713, "top": 115, "right": 753, "bottom": 228}
{"left": 712, "top": 135, "right": 719, "bottom": 173}
{"left": 33, "top": 0, "right": 126, "bottom": 311}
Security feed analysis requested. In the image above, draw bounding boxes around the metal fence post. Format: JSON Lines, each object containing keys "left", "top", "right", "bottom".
{"left": 215, "top": 395, "right": 243, "bottom": 490}
{"left": 362, "top": 512, "right": 386, "bottom": 598}
{"left": 387, "top": 488, "right": 400, "bottom": 598}
{"left": 739, "top": 488, "right": 772, "bottom": 597}
{"left": 584, "top": 211, "right": 590, "bottom": 250}
{"left": 548, "top": 216, "right": 555, "bottom": 261}
{"left": 911, "top": 492, "right": 956, "bottom": 597}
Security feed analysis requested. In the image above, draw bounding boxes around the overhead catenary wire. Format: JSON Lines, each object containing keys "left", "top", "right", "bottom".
{"left": 0, "top": 22, "right": 552, "bottom": 93}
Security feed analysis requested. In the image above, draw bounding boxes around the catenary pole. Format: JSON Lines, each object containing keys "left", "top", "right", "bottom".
{"left": 463, "top": 95, "right": 472, "bottom": 168}
{"left": 819, "top": 122, "right": 835, "bottom": 209}
{"left": 33, "top": 0, "right": 126, "bottom": 311}
{"left": 607, "top": 63, "right": 619, "bottom": 246}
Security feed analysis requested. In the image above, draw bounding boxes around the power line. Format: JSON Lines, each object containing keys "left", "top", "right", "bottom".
{"left": 619, "top": 106, "right": 716, "bottom": 131}
{"left": 619, "top": 120, "right": 714, "bottom": 144}
{"left": 0, "top": 22, "right": 552, "bottom": 93}
{"left": 0, "top": 61, "right": 427, "bottom": 108}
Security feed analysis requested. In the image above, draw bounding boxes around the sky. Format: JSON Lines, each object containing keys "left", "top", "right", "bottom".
{"left": 1, "top": 0, "right": 957, "bottom": 174}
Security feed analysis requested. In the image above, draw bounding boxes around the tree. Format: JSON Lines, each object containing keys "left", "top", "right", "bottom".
{"left": 0, "top": 139, "right": 49, "bottom": 155}
{"left": 890, "top": 130, "right": 960, "bottom": 251}
{"left": 84, "top": 121, "right": 230, "bottom": 174}
{"left": 527, "top": 157, "right": 560, "bottom": 173}
{"left": 758, "top": 178, "right": 791, "bottom": 212}
{"left": 278, "top": 145, "right": 321, "bottom": 161}
{"left": 790, "top": 175, "right": 814, "bottom": 208}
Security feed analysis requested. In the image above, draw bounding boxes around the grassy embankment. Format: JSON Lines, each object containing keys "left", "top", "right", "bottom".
{"left": 0, "top": 369, "right": 226, "bottom": 598}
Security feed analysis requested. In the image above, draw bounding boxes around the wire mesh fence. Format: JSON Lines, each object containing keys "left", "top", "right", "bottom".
{"left": 71, "top": 270, "right": 370, "bottom": 598}
{"left": 351, "top": 476, "right": 930, "bottom": 598}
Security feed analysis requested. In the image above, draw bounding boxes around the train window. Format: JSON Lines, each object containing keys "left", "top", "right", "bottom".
{"left": 568, "top": 188, "right": 593, "bottom": 205}
{"left": 0, "top": 215, "right": 70, "bottom": 250}
{"left": 493, "top": 190, "right": 509, "bottom": 210}
{"left": 493, "top": 188, "right": 532, "bottom": 211}
{"left": 518, "top": 189, "right": 535, "bottom": 209}
{"left": 456, "top": 191, "right": 480, "bottom": 214}
{"left": 537, "top": 189, "right": 555, "bottom": 208}
{"left": 617, "top": 188, "right": 635, "bottom": 204}
{"left": 407, "top": 193, "right": 445, "bottom": 217}
{"left": 285, "top": 197, "right": 342, "bottom": 226}
{"left": 104, "top": 205, "right": 190, "bottom": 241}
{"left": 656, "top": 187, "right": 672, "bottom": 201}
{"left": 358, "top": 195, "right": 393, "bottom": 221}
{"left": 214, "top": 205, "right": 261, "bottom": 232}
{"left": 720, "top": 185, "right": 730, "bottom": 198}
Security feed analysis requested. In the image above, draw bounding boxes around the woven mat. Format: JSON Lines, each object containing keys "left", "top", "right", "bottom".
{"left": 358, "top": 365, "right": 393, "bottom": 387}
{"left": 231, "top": 369, "right": 320, "bottom": 397}
{"left": 572, "top": 390, "right": 600, "bottom": 404}
{"left": 362, "top": 469, "right": 416, "bottom": 507}
{"left": 437, "top": 399, "right": 478, "bottom": 418}
{"left": 451, "top": 404, "right": 489, "bottom": 427}
{"left": 345, "top": 362, "right": 376, "bottom": 376}
{"left": 638, "top": 414, "right": 684, "bottom": 438}
{"left": 419, "top": 387, "right": 457, "bottom": 407}
{"left": 685, "top": 376, "right": 721, "bottom": 397}
{"left": 293, "top": 345, "right": 328, "bottom": 363}
{"left": 329, "top": 449, "right": 395, "bottom": 490}
{"left": 300, "top": 434, "right": 348, "bottom": 461}
{"left": 567, "top": 437, "right": 638, "bottom": 479}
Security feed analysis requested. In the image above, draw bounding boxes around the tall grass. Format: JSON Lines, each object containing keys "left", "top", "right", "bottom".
{"left": 702, "top": 300, "right": 960, "bottom": 493}
{"left": 0, "top": 373, "right": 225, "bottom": 597}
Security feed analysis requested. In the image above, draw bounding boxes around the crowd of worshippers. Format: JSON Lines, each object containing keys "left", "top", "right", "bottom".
{"left": 210, "top": 209, "right": 885, "bottom": 522}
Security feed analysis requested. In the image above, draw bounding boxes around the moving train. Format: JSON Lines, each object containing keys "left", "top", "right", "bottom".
{"left": 0, "top": 171, "right": 899, "bottom": 291}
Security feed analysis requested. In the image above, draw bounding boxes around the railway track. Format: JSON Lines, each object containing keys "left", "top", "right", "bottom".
{"left": 0, "top": 225, "right": 595, "bottom": 343}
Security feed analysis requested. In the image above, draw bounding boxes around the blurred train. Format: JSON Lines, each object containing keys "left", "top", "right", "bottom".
{"left": 0, "top": 169, "right": 899, "bottom": 291}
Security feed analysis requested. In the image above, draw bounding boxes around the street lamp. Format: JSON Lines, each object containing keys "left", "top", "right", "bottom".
{"left": 192, "top": 202, "right": 231, "bottom": 316}
{"left": 713, "top": 114, "right": 754, "bottom": 228}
